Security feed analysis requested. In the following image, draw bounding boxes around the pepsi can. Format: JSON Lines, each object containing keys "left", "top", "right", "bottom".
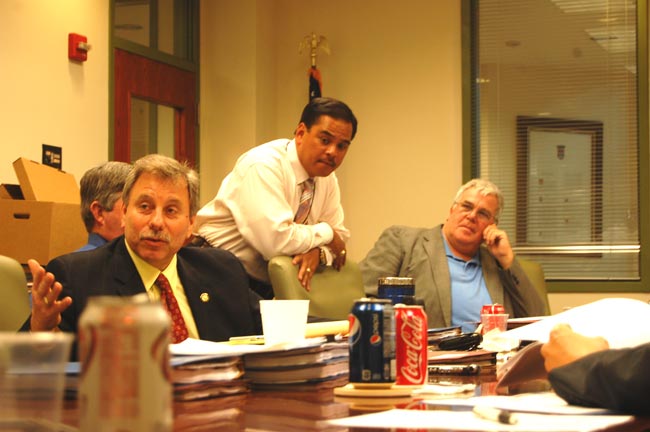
{"left": 348, "top": 298, "right": 396, "bottom": 387}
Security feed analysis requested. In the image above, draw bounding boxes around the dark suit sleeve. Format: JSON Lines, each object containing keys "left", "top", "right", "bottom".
{"left": 359, "top": 225, "right": 407, "bottom": 295}
{"left": 180, "top": 247, "right": 262, "bottom": 340}
{"left": 548, "top": 343, "right": 650, "bottom": 415}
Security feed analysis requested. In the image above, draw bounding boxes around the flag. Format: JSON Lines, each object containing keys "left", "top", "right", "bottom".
{"left": 309, "top": 66, "right": 322, "bottom": 100}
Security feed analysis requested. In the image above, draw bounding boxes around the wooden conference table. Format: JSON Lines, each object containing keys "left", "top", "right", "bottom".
{"left": 55, "top": 373, "right": 650, "bottom": 432}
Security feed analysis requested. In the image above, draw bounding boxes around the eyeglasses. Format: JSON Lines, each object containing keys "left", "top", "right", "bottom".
{"left": 454, "top": 201, "right": 494, "bottom": 223}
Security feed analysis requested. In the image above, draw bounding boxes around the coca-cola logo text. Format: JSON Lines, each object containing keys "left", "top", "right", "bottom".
{"left": 399, "top": 314, "right": 425, "bottom": 384}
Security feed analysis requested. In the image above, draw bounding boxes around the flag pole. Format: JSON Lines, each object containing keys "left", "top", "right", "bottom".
{"left": 299, "top": 32, "right": 330, "bottom": 101}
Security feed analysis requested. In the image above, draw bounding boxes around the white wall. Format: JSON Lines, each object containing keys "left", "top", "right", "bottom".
{"left": 0, "top": 0, "right": 109, "bottom": 185}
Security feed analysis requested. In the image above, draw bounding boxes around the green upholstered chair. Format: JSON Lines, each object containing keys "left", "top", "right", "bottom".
{"left": 268, "top": 255, "right": 365, "bottom": 320}
{"left": 518, "top": 257, "right": 551, "bottom": 315}
{"left": 0, "top": 255, "right": 30, "bottom": 331}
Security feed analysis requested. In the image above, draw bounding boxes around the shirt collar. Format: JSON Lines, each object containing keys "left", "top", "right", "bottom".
{"left": 442, "top": 232, "right": 481, "bottom": 264}
{"left": 88, "top": 232, "right": 108, "bottom": 248}
{"left": 124, "top": 240, "right": 180, "bottom": 295}
{"left": 287, "top": 139, "right": 311, "bottom": 185}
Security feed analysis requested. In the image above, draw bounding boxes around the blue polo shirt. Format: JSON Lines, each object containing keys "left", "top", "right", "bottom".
{"left": 75, "top": 232, "right": 108, "bottom": 252}
{"left": 443, "top": 237, "right": 493, "bottom": 332}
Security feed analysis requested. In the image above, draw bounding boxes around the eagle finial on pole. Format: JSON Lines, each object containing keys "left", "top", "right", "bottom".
{"left": 299, "top": 32, "right": 330, "bottom": 68}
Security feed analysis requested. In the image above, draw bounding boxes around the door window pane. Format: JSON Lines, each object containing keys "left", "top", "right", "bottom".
{"left": 113, "top": 0, "right": 192, "bottom": 60}
{"left": 115, "top": 0, "right": 150, "bottom": 47}
{"left": 130, "top": 97, "right": 175, "bottom": 162}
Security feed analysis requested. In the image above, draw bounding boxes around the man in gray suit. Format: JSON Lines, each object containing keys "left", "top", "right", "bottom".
{"left": 360, "top": 179, "right": 546, "bottom": 331}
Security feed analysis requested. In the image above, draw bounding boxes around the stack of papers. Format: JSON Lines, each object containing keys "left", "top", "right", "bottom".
{"left": 172, "top": 355, "right": 247, "bottom": 400}
{"left": 171, "top": 337, "right": 336, "bottom": 429}
{"left": 243, "top": 342, "right": 349, "bottom": 384}
{"left": 241, "top": 341, "right": 350, "bottom": 430}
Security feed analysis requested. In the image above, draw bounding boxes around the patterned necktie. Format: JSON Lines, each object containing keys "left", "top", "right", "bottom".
{"left": 156, "top": 273, "right": 189, "bottom": 344}
{"left": 294, "top": 178, "right": 315, "bottom": 224}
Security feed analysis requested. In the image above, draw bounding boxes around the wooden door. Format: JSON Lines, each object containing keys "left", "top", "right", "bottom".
{"left": 114, "top": 49, "right": 197, "bottom": 165}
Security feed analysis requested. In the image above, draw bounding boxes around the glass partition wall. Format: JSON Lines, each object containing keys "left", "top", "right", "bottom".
{"left": 466, "top": 0, "right": 647, "bottom": 291}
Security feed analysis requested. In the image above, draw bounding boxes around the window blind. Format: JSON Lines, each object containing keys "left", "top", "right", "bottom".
{"left": 472, "top": 0, "right": 640, "bottom": 281}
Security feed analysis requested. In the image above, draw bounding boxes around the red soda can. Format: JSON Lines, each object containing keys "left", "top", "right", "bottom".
{"left": 481, "top": 303, "right": 505, "bottom": 315}
{"left": 394, "top": 304, "right": 428, "bottom": 386}
{"left": 480, "top": 303, "right": 508, "bottom": 334}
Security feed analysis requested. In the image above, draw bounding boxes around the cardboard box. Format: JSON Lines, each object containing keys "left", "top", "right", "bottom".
{"left": 0, "top": 158, "right": 86, "bottom": 264}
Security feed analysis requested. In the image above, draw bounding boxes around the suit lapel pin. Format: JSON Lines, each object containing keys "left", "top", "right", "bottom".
{"left": 200, "top": 293, "right": 210, "bottom": 303}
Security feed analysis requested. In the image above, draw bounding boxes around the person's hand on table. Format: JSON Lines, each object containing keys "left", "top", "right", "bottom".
{"left": 293, "top": 248, "right": 320, "bottom": 291}
{"left": 540, "top": 323, "right": 609, "bottom": 371}
{"left": 327, "top": 230, "right": 347, "bottom": 270}
{"left": 28, "top": 259, "right": 72, "bottom": 332}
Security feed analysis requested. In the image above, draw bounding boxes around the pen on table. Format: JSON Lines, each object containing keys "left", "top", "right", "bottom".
{"left": 427, "top": 364, "right": 481, "bottom": 375}
{"left": 227, "top": 335, "right": 265, "bottom": 345}
{"left": 472, "top": 405, "right": 518, "bottom": 425}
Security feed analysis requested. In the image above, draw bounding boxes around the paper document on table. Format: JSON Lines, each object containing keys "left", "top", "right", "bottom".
{"left": 425, "top": 391, "right": 613, "bottom": 415}
{"left": 497, "top": 298, "right": 650, "bottom": 390}
{"left": 170, "top": 338, "right": 266, "bottom": 357}
{"left": 326, "top": 408, "right": 632, "bottom": 431}
{"left": 500, "top": 298, "right": 650, "bottom": 348}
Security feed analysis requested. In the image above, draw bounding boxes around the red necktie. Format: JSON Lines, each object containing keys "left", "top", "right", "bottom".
{"left": 294, "top": 178, "right": 315, "bottom": 224}
{"left": 156, "top": 273, "right": 189, "bottom": 344}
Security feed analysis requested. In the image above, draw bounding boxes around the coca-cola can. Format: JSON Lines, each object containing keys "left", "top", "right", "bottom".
{"left": 395, "top": 304, "right": 428, "bottom": 386}
{"left": 78, "top": 295, "right": 172, "bottom": 431}
{"left": 480, "top": 303, "right": 508, "bottom": 334}
{"left": 481, "top": 303, "right": 505, "bottom": 315}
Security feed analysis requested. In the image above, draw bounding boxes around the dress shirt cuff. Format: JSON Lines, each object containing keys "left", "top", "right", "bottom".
{"left": 312, "top": 222, "right": 334, "bottom": 244}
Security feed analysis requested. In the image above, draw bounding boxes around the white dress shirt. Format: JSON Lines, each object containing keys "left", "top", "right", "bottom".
{"left": 195, "top": 138, "right": 350, "bottom": 282}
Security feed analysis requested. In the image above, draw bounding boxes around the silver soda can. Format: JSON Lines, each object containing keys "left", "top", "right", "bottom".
{"left": 348, "top": 298, "right": 396, "bottom": 387}
{"left": 78, "top": 295, "right": 172, "bottom": 432}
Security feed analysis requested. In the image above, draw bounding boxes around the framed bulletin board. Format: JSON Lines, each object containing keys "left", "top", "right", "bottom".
{"left": 516, "top": 116, "right": 603, "bottom": 246}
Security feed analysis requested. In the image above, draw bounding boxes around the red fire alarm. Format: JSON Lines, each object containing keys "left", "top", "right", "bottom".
{"left": 68, "top": 33, "right": 91, "bottom": 62}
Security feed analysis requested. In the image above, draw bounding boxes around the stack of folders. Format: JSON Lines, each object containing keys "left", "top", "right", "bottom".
{"left": 172, "top": 355, "right": 249, "bottom": 431}
{"left": 427, "top": 326, "right": 462, "bottom": 347}
{"left": 242, "top": 342, "right": 350, "bottom": 431}
{"left": 427, "top": 349, "right": 497, "bottom": 377}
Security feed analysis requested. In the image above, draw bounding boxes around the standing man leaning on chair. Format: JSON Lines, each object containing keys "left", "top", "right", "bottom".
{"left": 22, "top": 154, "right": 261, "bottom": 354}
{"left": 76, "top": 161, "right": 132, "bottom": 252}
{"left": 193, "top": 97, "right": 357, "bottom": 299}
{"left": 360, "top": 179, "right": 546, "bottom": 331}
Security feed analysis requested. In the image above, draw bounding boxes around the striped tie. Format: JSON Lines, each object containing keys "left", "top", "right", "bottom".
{"left": 294, "top": 178, "right": 315, "bottom": 224}
{"left": 156, "top": 273, "right": 189, "bottom": 344}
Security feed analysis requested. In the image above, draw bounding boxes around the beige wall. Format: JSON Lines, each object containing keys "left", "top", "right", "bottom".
{"left": 0, "top": 0, "right": 646, "bottom": 313}
{"left": 200, "top": 0, "right": 464, "bottom": 265}
{"left": 0, "top": 0, "right": 109, "bottom": 185}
